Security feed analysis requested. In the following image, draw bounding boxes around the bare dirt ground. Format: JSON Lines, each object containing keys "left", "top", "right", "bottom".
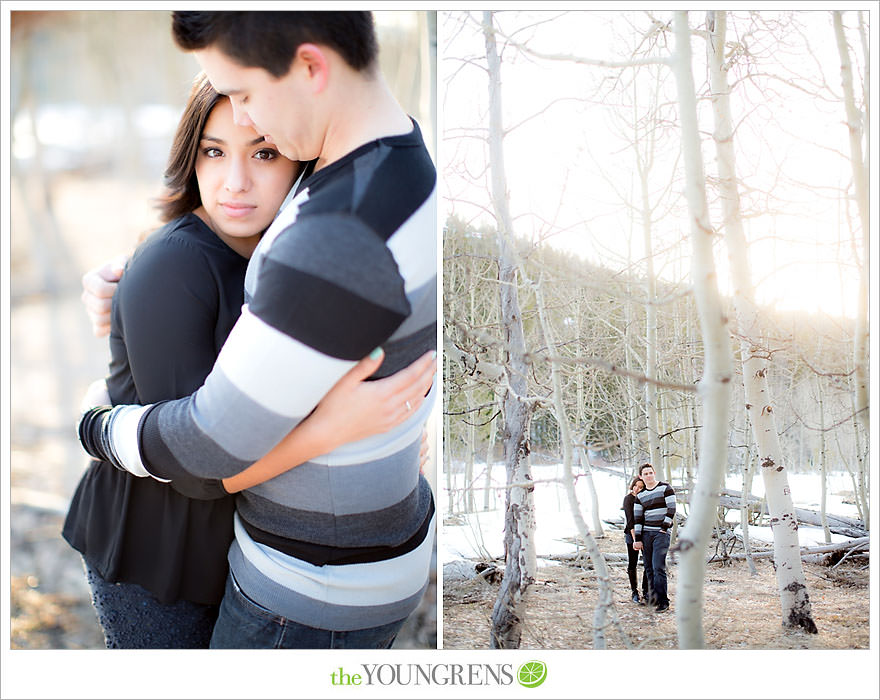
{"left": 441, "top": 532, "right": 869, "bottom": 650}
{"left": 9, "top": 502, "right": 437, "bottom": 650}
{"left": 10, "top": 506, "right": 106, "bottom": 650}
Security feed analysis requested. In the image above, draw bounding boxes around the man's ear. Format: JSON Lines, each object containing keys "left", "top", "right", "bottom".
{"left": 295, "top": 43, "right": 329, "bottom": 94}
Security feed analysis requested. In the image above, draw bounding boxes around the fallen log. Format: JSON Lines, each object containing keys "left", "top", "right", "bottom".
{"left": 726, "top": 537, "right": 869, "bottom": 563}
{"left": 574, "top": 461, "right": 627, "bottom": 478}
{"left": 721, "top": 488, "right": 864, "bottom": 528}
{"left": 542, "top": 552, "right": 629, "bottom": 566}
{"left": 802, "top": 552, "right": 869, "bottom": 566}
{"left": 442, "top": 559, "right": 505, "bottom": 583}
{"left": 680, "top": 487, "right": 868, "bottom": 538}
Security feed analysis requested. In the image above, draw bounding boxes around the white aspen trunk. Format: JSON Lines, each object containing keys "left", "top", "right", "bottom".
{"left": 569, "top": 447, "right": 619, "bottom": 647}
{"left": 857, "top": 12, "right": 869, "bottom": 151}
{"left": 532, "top": 281, "right": 613, "bottom": 647}
{"left": 628, "top": 80, "right": 665, "bottom": 477}
{"left": 483, "top": 11, "right": 536, "bottom": 649}
{"left": 683, "top": 310, "right": 698, "bottom": 493}
{"left": 624, "top": 275, "right": 643, "bottom": 466}
{"left": 833, "top": 11, "right": 869, "bottom": 435}
{"left": 464, "top": 391, "right": 476, "bottom": 513}
{"left": 835, "top": 426, "right": 864, "bottom": 523}
{"left": 463, "top": 287, "right": 478, "bottom": 512}
{"left": 443, "top": 242, "right": 458, "bottom": 517}
{"left": 817, "top": 377, "right": 831, "bottom": 544}
{"left": 574, "top": 294, "right": 588, "bottom": 468}
{"left": 640, "top": 165, "right": 664, "bottom": 480}
{"left": 483, "top": 388, "right": 499, "bottom": 511}
{"left": 444, "top": 377, "right": 455, "bottom": 516}
{"left": 484, "top": 297, "right": 503, "bottom": 512}
{"left": 677, "top": 380, "right": 693, "bottom": 493}
{"left": 741, "top": 451, "right": 759, "bottom": 576}
{"left": 579, "top": 446, "right": 605, "bottom": 537}
{"left": 671, "top": 11, "right": 734, "bottom": 649}
{"left": 679, "top": 391, "right": 693, "bottom": 503}
{"left": 738, "top": 392, "right": 758, "bottom": 575}
{"left": 709, "top": 11, "right": 817, "bottom": 633}
{"left": 849, "top": 395, "right": 869, "bottom": 529}
{"left": 572, "top": 297, "right": 605, "bottom": 538}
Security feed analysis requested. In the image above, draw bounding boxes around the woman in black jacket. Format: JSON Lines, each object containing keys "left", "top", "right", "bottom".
{"left": 622, "top": 476, "right": 646, "bottom": 604}
{"left": 64, "top": 73, "right": 433, "bottom": 648}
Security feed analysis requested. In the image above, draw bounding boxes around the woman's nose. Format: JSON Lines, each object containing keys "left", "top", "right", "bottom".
{"left": 224, "top": 158, "right": 251, "bottom": 192}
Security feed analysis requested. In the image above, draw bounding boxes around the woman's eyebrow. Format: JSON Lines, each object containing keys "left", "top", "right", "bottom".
{"left": 201, "top": 135, "right": 266, "bottom": 146}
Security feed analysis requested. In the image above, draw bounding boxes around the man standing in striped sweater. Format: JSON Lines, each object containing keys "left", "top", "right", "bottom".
{"left": 77, "top": 11, "right": 437, "bottom": 648}
{"left": 633, "top": 463, "right": 676, "bottom": 612}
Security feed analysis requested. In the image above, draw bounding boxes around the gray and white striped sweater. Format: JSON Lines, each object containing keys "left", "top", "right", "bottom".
{"left": 105, "top": 121, "right": 437, "bottom": 631}
{"left": 633, "top": 482, "right": 676, "bottom": 542}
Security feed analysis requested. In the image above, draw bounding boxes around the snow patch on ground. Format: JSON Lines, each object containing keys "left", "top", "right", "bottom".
{"left": 442, "top": 461, "right": 861, "bottom": 562}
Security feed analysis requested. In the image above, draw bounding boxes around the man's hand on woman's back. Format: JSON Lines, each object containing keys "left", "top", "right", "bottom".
{"left": 81, "top": 255, "right": 128, "bottom": 337}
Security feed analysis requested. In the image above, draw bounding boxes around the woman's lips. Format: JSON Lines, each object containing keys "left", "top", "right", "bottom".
{"left": 220, "top": 202, "right": 256, "bottom": 218}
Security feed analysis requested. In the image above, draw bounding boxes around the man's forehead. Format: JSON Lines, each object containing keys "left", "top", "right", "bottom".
{"left": 194, "top": 47, "right": 251, "bottom": 92}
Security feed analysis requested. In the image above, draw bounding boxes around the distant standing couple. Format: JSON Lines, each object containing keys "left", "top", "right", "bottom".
{"left": 622, "top": 463, "right": 676, "bottom": 612}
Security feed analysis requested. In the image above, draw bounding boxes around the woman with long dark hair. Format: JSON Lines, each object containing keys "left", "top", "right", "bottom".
{"left": 622, "top": 476, "right": 647, "bottom": 604}
{"left": 64, "top": 74, "right": 433, "bottom": 648}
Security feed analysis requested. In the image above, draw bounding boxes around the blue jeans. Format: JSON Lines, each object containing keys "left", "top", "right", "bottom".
{"left": 641, "top": 529, "right": 670, "bottom": 607}
{"left": 209, "top": 572, "right": 406, "bottom": 649}
{"left": 84, "top": 562, "right": 218, "bottom": 648}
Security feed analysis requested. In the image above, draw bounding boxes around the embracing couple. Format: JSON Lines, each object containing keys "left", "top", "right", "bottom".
{"left": 622, "top": 463, "right": 676, "bottom": 613}
{"left": 64, "top": 11, "right": 437, "bottom": 649}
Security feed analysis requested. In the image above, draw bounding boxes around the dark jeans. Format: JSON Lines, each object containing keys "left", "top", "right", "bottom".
{"left": 84, "top": 561, "right": 218, "bottom": 648}
{"left": 641, "top": 529, "right": 671, "bottom": 607}
{"left": 209, "top": 571, "right": 406, "bottom": 649}
{"left": 624, "top": 533, "right": 648, "bottom": 596}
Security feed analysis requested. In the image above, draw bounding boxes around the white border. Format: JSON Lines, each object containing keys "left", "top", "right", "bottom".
{"left": 2, "top": 3, "right": 877, "bottom": 700}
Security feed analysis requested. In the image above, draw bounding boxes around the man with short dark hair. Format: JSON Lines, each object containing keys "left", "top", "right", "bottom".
{"left": 632, "top": 463, "right": 676, "bottom": 612}
{"left": 78, "top": 11, "right": 437, "bottom": 648}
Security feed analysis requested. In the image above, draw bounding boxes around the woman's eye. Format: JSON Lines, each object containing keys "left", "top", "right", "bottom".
{"left": 254, "top": 149, "right": 278, "bottom": 161}
{"left": 203, "top": 147, "right": 223, "bottom": 158}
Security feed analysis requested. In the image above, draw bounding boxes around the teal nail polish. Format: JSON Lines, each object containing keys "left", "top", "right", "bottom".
{"left": 370, "top": 347, "right": 383, "bottom": 360}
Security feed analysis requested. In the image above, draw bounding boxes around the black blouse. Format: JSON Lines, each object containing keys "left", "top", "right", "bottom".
{"left": 63, "top": 213, "right": 248, "bottom": 605}
{"left": 622, "top": 492, "right": 637, "bottom": 535}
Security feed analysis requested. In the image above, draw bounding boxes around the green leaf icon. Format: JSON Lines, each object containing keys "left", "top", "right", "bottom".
{"left": 517, "top": 660, "right": 547, "bottom": 688}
